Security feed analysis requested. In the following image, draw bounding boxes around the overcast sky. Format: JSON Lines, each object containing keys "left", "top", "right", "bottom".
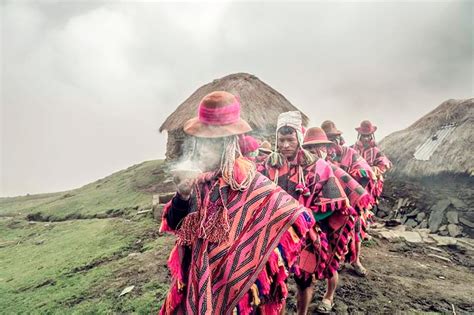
{"left": 1, "top": 0, "right": 472, "bottom": 197}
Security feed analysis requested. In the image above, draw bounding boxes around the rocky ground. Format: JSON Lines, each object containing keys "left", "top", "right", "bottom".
{"left": 284, "top": 223, "right": 474, "bottom": 314}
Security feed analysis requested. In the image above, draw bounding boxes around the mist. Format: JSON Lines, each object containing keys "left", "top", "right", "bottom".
{"left": 1, "top": 1, "right": 472, "bottom": 197}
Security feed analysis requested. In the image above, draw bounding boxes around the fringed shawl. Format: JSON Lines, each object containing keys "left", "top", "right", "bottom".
{"left": 159, "top": 173, "right": 313, "bottom": 315}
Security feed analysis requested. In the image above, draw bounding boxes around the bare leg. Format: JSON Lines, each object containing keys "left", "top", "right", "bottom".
{"left": 352, "top": 240, "right": 367, "bottom": 276}
{"left": 323, "top": 272, "right": 338, "bottom": 303}
{"left": 296, "top": 285, "right": 314, "bottom": 315}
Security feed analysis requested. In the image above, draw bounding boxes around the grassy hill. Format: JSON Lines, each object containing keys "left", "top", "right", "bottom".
{"left": 0, "top": 159, "right": 175, "bottom": 314}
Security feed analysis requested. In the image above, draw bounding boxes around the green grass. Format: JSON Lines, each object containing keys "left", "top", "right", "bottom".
{"left": 0, "top": 160, "right": 166, "bottom": 221}
{"left": 0, "top": 159, "right": 175, "bottom": 313}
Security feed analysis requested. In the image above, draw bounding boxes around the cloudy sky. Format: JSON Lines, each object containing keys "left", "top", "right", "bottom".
{"left": 1, "top": 0, "right": 472, "bottom": 197}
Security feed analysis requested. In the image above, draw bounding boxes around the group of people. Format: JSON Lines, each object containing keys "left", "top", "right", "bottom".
{"left": 159, "top": 91, "right": 391, "bottom": 315}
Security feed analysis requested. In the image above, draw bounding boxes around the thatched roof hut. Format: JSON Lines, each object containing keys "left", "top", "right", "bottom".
{"left": 379, "top": 98, "right": 473, "bottom": 178}
{"left": 160, "top": 73, "right": 309, "bottom": 160}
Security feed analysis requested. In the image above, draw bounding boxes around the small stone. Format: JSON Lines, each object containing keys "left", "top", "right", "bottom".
{"left": 119, "top": 285, "right": 135, "bottom": 297}
{"left": 385, "top": 219, "right": 402, "bottom": 227}
{"left": 430, "top": 234, "right": 458, "bottom": 246}
{"left": 439, "top": 225, "right": 447, "bottom": 231}
{"left": 419, "top": 220, "right": 428, "bottom": 229}
{"left": 439, "top": 230, "right": 449, "bottom": 236}
{"left": 308, "top": 303, "right": 319, "bottom": 313}
{"left": 459, "top": 217, "right": 474, "bottom": 228}
{"left": 449, "top": 197, "right": 467, "bottom": 210}
{"left": 406, "top": 209, "right": 420, "bottom": 217}
{"left": 447, "top": 224, "right": 462, "bottom": 238}
{"left": 446, "top": 211, "right": 459, "bottom": 224}
{"left": 416, "top": 212, "right": 426, "bottom": 222}
{"left": 429, "top": 200, "right": 451, "bottom": 232}
{"left": 35, "top": 240, "right": 45, "bottom": 245}
{"left": 398, "top": 231, "right": 423, "bottom": 243}
{"left": 406, "top": 219, "right": 418, "bottom": 228}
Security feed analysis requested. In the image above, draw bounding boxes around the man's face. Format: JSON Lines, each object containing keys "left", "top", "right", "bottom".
{"left": 277, "top": 130, "right": 299, "bottom": 160}
{"left": 194, "top": 138, "right": 224, "bottom": 171}
{"left": 304, "top": 144, "right": 327, "bottom": 158}
{"left": 360, "top": 134, "right": 372, "bottom": 146}
{"left": 328, "top": 134, "right": 343, "bottom": 146}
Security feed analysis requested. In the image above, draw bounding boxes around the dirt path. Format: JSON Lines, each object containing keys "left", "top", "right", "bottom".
{"left": 284, "top": 238, "right": 473, "bottom": 314}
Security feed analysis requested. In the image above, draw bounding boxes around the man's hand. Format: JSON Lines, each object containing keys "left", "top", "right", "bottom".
{"left": 174, "top": 176, "right": 193, "bottom": 200}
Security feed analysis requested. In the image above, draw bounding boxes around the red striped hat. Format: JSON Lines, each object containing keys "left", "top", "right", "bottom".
{"left": 184, "top": 91, "right": 252, "bottom": 138}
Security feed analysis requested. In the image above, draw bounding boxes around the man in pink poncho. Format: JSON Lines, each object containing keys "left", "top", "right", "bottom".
{"left": 321, "top": 120, "right": 376, "bottom": 277}
{"left": 159, "top": 91, "right": 314, "bottom": 315}
{"left": 352, "top": 120, "right": 392, "bottom": 200}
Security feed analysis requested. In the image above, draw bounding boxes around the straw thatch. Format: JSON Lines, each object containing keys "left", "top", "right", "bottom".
{"left": 379, "top": 98, "right": 474, "bottom": 178}
{"left": 160, "top": 73, "right": 309, "bottom": 160}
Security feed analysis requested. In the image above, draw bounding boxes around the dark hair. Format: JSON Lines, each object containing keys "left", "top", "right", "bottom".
{"left": 277, "top": 126, "right": 296, "bottom": 136}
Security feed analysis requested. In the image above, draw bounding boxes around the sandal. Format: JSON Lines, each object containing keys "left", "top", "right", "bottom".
{"left": 316, "top": 299, "right": 334, "bottom": 314}
{"left": 352, "top": 263, "right": 368, "bottom": 277}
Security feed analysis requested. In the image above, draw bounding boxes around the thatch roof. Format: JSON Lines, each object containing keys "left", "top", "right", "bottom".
{"left": 379, "top": 98, "right": 474, "bottom": 177}
{"left": 160, "top": 73, "right": 309, "bottom": 132}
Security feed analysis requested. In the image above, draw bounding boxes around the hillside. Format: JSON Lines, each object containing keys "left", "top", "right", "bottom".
{"left": 1, "top": 159, "right": 473, "bottom": 314}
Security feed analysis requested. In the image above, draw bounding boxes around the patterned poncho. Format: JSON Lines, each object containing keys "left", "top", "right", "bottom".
{"left": 330, "top": 164, "right": 372, "bottom": 259}
{"left": 353, "top": 143, "right": 392, "bottom": 197}
{"left": 159, "top": 172, "right": 314, "bottom": 315}
{"left": 261, "top": 155, "right": 354, "bottom": 279}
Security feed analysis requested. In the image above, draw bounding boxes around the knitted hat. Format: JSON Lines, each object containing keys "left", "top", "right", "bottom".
{"left": 239, "top": 135, "right": 260, "bottom": 156}
{"left": 276, "top": 111, "right": 305, "bottom": 146}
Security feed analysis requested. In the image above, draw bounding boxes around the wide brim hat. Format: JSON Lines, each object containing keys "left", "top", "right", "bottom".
{"left": 321, "top": 120, "right": 342, "bottom": 136}
{"left": 303, "top": 127, "right": 333, "bottom": 146}
{"left": 183, "top": 91, "right": 252, "bottom": 138}
{"left": 355, "top": 120, "right": 377, "bottom": 135}
{"left": 259, "top": 140, "right": 273, "bottom": 154}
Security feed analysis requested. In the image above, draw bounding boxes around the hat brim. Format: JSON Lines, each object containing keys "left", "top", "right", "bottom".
{"left": 303, "top": 139, "right": 333, "bottom": 146}
{"left": 325, "top": 131, "right": 343, "bottom": 136}
{"left": 259, "top": 148, "right": 273, "bottom": 154}
{"left": 184, "top": 117, "right": 252, "bottom": 138}
{"left": 355, "top": 126, "right": 377, "bottom": 135}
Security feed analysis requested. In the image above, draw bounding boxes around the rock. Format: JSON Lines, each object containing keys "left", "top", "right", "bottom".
{"left": 418, "top": 220, "right": 428, "bottom": 229}
{"left": 406, "top": 219, "right": 418, "bottom": 228}
{"left": 429, "top": 200, "right": 451, "bottom": 232}
{"left": 447, "top": 224, "right": 462, "bottom": 237}
{"left": 439, "top": 230, "right": 449, "bottom": 236}
{"left": 416, "top": 212, "right": 426, "bottom": 222}
{"left": 152, "top": 194, "right": 160, "bottom": 206}
{"left": 427, "top": 254, "right": 452, "bottom": 263}
{"left": 308, "top": 303, "right": 319, "bottom": 314}
{"left": 429, "top": 234, "right": 458, "bottom": 246}
{"left": 446, "top": 211, "right": 459, "bottom": 224}
{"left": 459, "top": 217, "right": 474, "bottom": 228}
{"left": 159, "top": 193, "right": 175, "bottom": 204}
{"left": 449, "top": 197, "right": 467, "bottom": 210}
{"left": 439, "top": 225, "right": 447, "bottom": 231}
{"left": 377, "top": 210, "right": 388, "bottom": 218}
{"left": 396, "top": 198, "right": 405, "bottom": 211}
{"left": 385, "top": 219, "right": 402, "bottom": 227}
{"left": 119, "top": 285, "right": 135, "bottom": 297}
{"left": 35, "top": 240, "right": 45, "bottom": 245}
{"left": 401, "top": 216, "right": 408, "bottom": 224}
{"left": 398, "top": 231, "right": 423, "bottom": 243}
{"left": 406, "top": 209, "right": 420, "bottom": 217}
{"left": 375, "top": 230, "right": 402, "bottom": 242}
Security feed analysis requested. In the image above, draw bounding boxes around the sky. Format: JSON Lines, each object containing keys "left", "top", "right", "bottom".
{"left": 1, "top": 0, "right": 472, "bottom": 197}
